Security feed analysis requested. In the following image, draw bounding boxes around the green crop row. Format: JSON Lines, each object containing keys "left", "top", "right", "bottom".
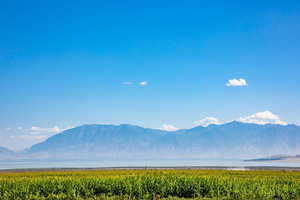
{"left": 0, "top": 170, "right": 300, "bottom": 200}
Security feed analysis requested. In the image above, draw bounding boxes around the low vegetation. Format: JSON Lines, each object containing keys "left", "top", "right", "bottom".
{"left": 1, "top": 169, "right": 300, "bottom": 199}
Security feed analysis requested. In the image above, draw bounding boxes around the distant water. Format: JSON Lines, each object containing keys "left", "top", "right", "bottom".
{"left": 1, "top": 159, "right": 300, "bottom": 170}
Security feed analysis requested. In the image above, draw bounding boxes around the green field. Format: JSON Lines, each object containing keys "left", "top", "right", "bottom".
{"left": 1, "top": 169, "right": 300, "bottom": 200}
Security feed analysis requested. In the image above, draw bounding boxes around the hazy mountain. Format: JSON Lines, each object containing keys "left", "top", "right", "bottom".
{"left": 0, "top": 146, "right": 15, "bottom": 160}
{"left": 26, "top": 122, "right": 300, "bottom": 160}
{"left": 0, "top": 146, "right": 13, "bottom": 154}
{"left": 245, "top": 154, "right": 300, "bottom": 162}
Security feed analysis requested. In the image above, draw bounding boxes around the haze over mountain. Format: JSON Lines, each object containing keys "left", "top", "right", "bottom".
{"left": 24, "top": 122, "right": 300, "bottom": 160}
{"left": 0, "top": 146, "right": 16, "bottom": 160}
{"left": 0, "top": 146, "right": 13, "bottom": 154}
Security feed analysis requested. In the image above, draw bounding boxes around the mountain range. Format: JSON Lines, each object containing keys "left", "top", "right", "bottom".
{"left": 0, "top": 146, "right": 16, "bottom": 160}
{"left": 0, "top": 146, "right": 12, "bottom": 154}
{"left": 245, "top": 154, "right": 300, "bottom": 162}
{"left": 17, "top": 121, "right": 300, "bottom": 160}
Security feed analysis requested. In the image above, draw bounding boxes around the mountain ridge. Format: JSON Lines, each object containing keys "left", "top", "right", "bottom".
{"left": 0, "top": 146, "right": 16, "bottom": 160}
{"left": 24, "top": 122, "right": 300, "bottom": 160}
{"left": 0, "top": 146, "right": 13, "bottom": 154}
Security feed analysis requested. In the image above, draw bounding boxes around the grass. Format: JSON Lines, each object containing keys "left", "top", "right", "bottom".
{"left": 1, "top": 169, "right": 300, "bottom": 199}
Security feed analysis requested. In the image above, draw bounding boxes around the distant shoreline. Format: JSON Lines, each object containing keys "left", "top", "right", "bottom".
{"left": 2, "top": 166, "right": 300, "bottom": 172}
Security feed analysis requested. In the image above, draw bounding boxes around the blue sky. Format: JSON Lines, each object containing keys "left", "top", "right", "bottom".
{"left": 1, "top": 0, "right": 300, "bottom": 149}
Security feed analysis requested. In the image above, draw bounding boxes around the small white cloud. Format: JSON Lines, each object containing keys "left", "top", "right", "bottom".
{"left": 238, "top": 111, "right": 287, "bottom": 125}
{"left": 122, "top": 81, "right": 133, "bottom": 85}
{"left": 10, "top": 135, "right": 47, "bottom": 140}
{"left": 226, "top": 78, "right": 247, "bottom": 87}
{"left": 5, "top": 128, "right": 12, "bottom": 131}
{"left": 29, "top": 126, "right": 73, "bottom": 135}
{"left": 8, "top": 126, "right": 74, "bottom": 144}
{"left": 17, "top": 126, "right": 23, "bottom": 130}
{"left": 139, "top": 81, "right": 148, "bottom": 86}
{"left": 161, "top": 124, "right": 179, "bottom": 131}
{"left": 30, "top": 126, "right": 61, "bottom": 134}
{"left": 193, "top": 117, "right": 220, "bottom": 127}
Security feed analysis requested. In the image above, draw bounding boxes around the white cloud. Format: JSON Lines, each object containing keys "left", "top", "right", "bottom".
{"left": 238, "top": 111, "right": 287, "bottom": 125}
{"left": 226, "top": 78, "right": 247, "bottom": 87}
{"left": 1, "top": 126, "right": 74, "bottom": 150}
{"left": 193, "top": 117, "right": 220, "bottom": 127}
{"left": 5, "top": 128, "right": 12, "bottom": 131}
{"left": 29, "top": 126, "right": 73, "bottom": 135}
{"left": 10, "top": 135, "right": 47, "bottom": 140}
{"left": 30, "top": 126, "right": 60, "bottom": 134}
{"left": 161, "top": 124, "right": 179, "bottom": 131}
{"left": 139, "top": 81, "right": 148, "bottom": 86}
{"left": 122, "top": 81, "right": 133, "bottom": 85}
{"left": 122, "top": 81, "right": 148, "bottom": 86}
